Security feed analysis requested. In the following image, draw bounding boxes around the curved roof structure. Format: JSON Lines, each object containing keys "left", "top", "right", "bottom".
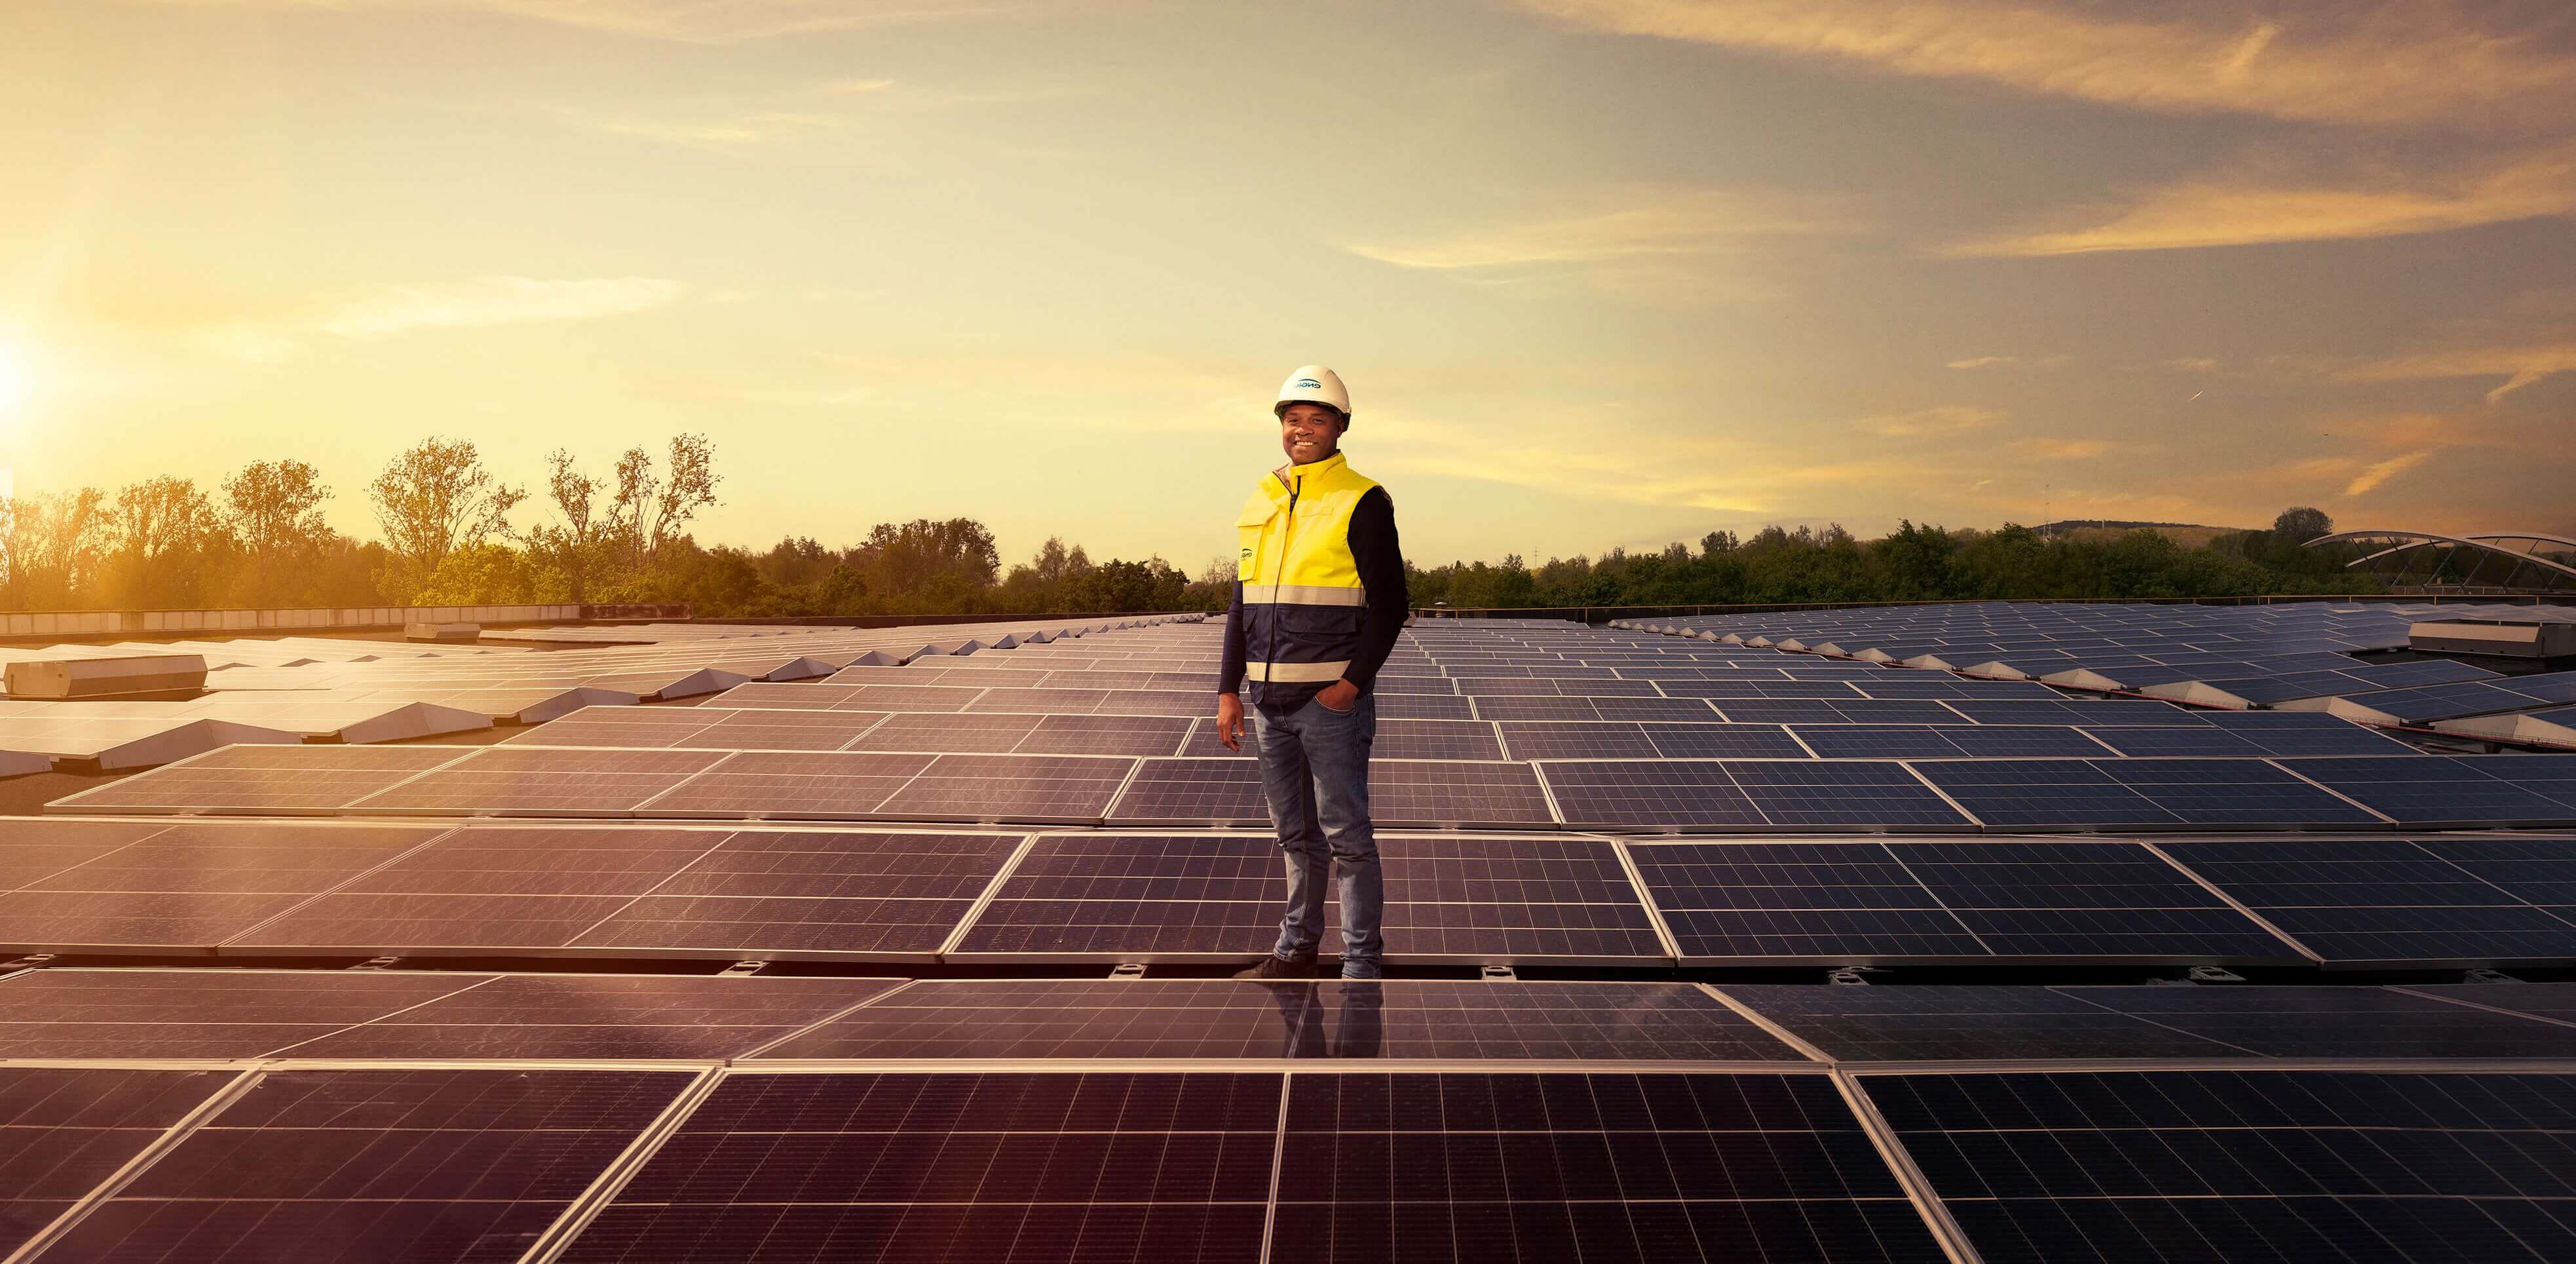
{"left": 2307, "top": 528, "right": 2576, "bottom": 594}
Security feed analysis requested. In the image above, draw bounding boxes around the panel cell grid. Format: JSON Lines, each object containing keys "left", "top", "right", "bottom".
{"left": 1866, "top": 1069, "right": 2576, "bottom": 1264}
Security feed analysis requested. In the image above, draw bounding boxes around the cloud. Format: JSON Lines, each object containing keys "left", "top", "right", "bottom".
{"left": 1945, "top": 354, "right": 2068, "bottom": 370}
{"left": 1949, "top": 145, "right": 2576, "bottom": 256}
{"left": 1348, "top": 187, "right": 1849, "bottom": 271}
{"left": 318, "top": 276, "right": 684, "bottom": 338}
{"left": 149, "top": 0, "right": 1014, "bottom": 44}
{"left": 2345, "top": 448, "right": 2435, "bottom": 495}
{"left": 2013, "top": 437, "right": 2114, "bottom": 459}
{"left": 1853, "top": 406, "right": 2003, "bottom": 437}
{"left": 2343, "top": 342, "right": 2576, "bottom": 403}
{"left": 2167, "top": 356, "right": 2222, "bottom": 372}
{"left": 1510, "top": 0, "right": 2576, "bottom": 128}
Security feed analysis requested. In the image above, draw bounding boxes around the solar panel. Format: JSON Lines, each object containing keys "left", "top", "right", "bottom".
{"left": 275, "top": 974, "right": 902, "bottom": 1060}
{"left": 847, "top": 712, "right": 1042, "bottom": 753}
{"left": 1365, "top": 759, "right": 1558, "bottom": 828}
{"left": 1107, "top": 757, "right": 1268, "bottom": 826}
{"left": 752, "top": 979, "right": 1804, "bottom": 1062}
{"left": 1941, "top": 700, "right": 2208, "bottom": 726}
{"left": 0, "top": 822, "right": 178, "bottom": 891}
{"left": 1628, "top": 839, "right": 2294, "bottom": 964}
{"left": 1013, "top": 713, "right": 1194, "bottom": 757}
{"left": 37, "top": 1067, "right": 694, "bottom": 1264}
{"left": 2045, "top": 984, "right": 2576, "bottom": 1060}
{"left": 635, "top": 750, "right": 935, "bottom": 820}
{"left": 46, "top": 744, "right": 468, "bottom": 816}
{"left": 561, "top": 1071, "right": 1279, "bottom": 1263}
{"left": 0, "top": 968, "right": 484, "bottom": 1059}
{"left": 1496, "top": 721, "right": 1662, "bottom": 759}
{"left": 1711, "top": 699, "right": 1966, "bottom": 725}
{"left": 228, "top": 826, "right": 1020, "bottom": 962}
{"left": 1864, "top": 1069, "right": 2576, "bottom": 1264}
{"left": 2274, "top": 755, "right": 2576, "bottom": 827}
{"left": 1790, "top": 725, "right": 2112, "bottom": 759}
{"left": 0, "top": 822, "right": 446, "bottom": 955}
{"left": 1912, "top": 757, "right": 2386, "bottom": 830}
{"left": 2161, "top": 836, "right": 2576, "bottom": 965}
{"left": 0, "top": 1067, "right": 240, "bottom": 1259}
{"left": 875, "top": 754, "right": 1135, "bottom": 823}
{"left": 1715, "top": 984, "right": 2258, "bottom": 1062}
{"left": 952, "top": 833, "right": 1662, "bottom": 963}
{"left": 347, "top": 746, "right": 730, "bottom": 817}
{"left": 1272, "top": 1071, "right": 1942, "bottom": 1263}
{"left": 1367, "top": 719, "right": 1506, "bottom": 760}
{"left": 1539, "top": 760, "right": 1967, "bottom": 830}
{"left": 675, "top": 709, "right": 891, "bottom": 750}
{"left": 1642, "top": 723, "right": 1812, "bottom": 759}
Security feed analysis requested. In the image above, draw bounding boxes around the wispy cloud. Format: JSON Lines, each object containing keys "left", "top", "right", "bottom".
{"left": 1510, "top": 0, "right": 2576, "bottom": 129}
{"left": 2343, "top": 342, "right": 2576, "bottom": 403}
{"left": 1348, "top": 187, "right": 1849, "bottom": 271}
{"left": 319, "top": 276, "right": 684, "bottom": 338}
{"left": 1949, "top": 145, "right": 2576, "bottom": 256}
{"left": 1944, "top": 354, "right": 2067, "bottom": 370}
{"left": 2346, "top": 448, "right": 2435, "bottom": 495}
{"left": 150, "top": 0, "right": 1015, "bottom": 44}
{"left": 2014, "top": 437, "right": 2115, "bottom": 459}
{"left": 1853, "top": 406, "right": 2003, "bottom": 437}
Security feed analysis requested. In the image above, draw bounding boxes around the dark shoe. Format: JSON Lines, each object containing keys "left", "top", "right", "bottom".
{"left": 1234, "top": 953, "right": 1318, "bottom": 980}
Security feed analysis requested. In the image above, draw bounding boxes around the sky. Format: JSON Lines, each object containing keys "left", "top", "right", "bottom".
{"left": 3, "top": 0, "right": 2572, "bottom": 575}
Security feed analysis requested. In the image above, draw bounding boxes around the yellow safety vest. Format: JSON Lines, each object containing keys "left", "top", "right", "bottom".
{"left": 1234, "top": 451, "right": 1379, "bottom": 697}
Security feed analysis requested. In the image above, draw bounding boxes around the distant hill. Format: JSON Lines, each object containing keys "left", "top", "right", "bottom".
{"left": 2034, "top": 520, "right": 2252, "bottom": 548}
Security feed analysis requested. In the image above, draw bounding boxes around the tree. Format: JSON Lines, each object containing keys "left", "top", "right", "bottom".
{"left": 368, "top": 438, "right": 525, "bottom": 600}
{"left": 0, "top": 489, "right": 110, "bottom": 609}
{"left": 609, "top": 432, "right": 721, "bottom": 573}
{"left": 223, "top": 459, "right": 332, "bottom": 604}
{"left": 103, "top": 476, "right": 222, "bottom": 607}
{"left": 2273, "top": 507, "right": 2333, "bottom": 545}
{"left": 529, "top": 449, "right": 612, "bottom": 602}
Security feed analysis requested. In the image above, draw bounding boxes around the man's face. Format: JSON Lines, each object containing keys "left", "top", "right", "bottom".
{"left": 1279, "top": 403, "right": 1344, "bottom": 466}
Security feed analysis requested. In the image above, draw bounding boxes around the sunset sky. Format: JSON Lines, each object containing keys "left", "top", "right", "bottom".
{"left": 5, "top": 0, "right": 2572, "bottom": 573}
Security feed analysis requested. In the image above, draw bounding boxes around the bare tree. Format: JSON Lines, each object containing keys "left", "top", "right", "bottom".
{"left": 223, "top": 459, "right": 331, "bottom": 602}
{"left": 368, "top": 438, "right": 525, "bottom": 598}
{"left": 608, "top": 432, "right": 720, "bottom": 571}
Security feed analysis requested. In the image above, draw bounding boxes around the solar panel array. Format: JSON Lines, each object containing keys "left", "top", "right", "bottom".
{"left": 11, "top": 607, "right": 2576, "bottom": 1261}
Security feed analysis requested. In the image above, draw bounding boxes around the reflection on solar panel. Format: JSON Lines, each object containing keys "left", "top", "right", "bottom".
{"left": 0, "top": 968, "right": 482, "bottom": 1058}
{"left": 227, "top": 826, "right": 1021, "bottom": 961}
{"left": 1865, "top": 1069, "right": 2576, "bottom": 1264}
{"left": 2163, "top": 835, "right": 2576, "bottom": 965}
{"left": 1914, "top": 757, "right": 2387, "bottom": 830}
{"left": 47, "top": 744, "right": 466, "bottom": 816}
{"left": 34, "top": 1068, "right": 692, "bottom": 1264}
{"left": 1274, "top": 1072, "right": 1942, "bottom": 1263}
{"left": 637, "top": 750, "right": 934, "bottom": 820}
{"left": 350, "top": 747, "right": 732, "bottom": 816}
{"left": 754, "top": 979, "right": 1804, "bottom": 1061}
{"left": 276, "top": 974, "right": 901, "bottom": 1059}
{"left": 0, "top": 1067, "right": 237, "bottom": 1258}
{"left": 563, "top": 1071, "right": 1279, "bottom": 1263}
{"left": 0, "top": 822, "right": 444, "bottom": 954}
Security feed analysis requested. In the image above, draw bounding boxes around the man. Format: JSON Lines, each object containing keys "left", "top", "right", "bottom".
{"left": 1217, "top": 365, "right": 1409, "bottom": 980}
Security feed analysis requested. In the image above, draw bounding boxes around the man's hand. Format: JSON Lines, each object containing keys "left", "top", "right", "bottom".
{"left": 1315, "top": 679, "right": 1359, "bottom": 712}
{"left": 1215, "top": 691, "right": 1244, "bottom": 752}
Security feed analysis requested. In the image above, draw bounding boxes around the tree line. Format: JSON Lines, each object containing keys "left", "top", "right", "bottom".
{"left": 0, "top": 435, "right": 1221, "bottom": 617}
{"left": 3, "top": 436, "right": 2385, "bottom": 617}
{"left": 1405, "top": 508, "right": 2383, "bottom": 609}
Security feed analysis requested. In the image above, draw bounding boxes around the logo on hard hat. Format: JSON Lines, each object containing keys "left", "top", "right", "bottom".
{"left": 1293, "top": 378, "right": 1321, "bottom": 389}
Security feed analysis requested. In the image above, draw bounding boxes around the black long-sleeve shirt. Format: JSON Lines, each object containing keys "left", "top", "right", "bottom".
{"left": 1221, "top": 485, "right": 1407, "bottom": 710}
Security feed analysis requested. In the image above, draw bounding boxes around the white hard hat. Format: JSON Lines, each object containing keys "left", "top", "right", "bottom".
{"left": 1274, "top": 365, "right": 1350, "bottom": 424}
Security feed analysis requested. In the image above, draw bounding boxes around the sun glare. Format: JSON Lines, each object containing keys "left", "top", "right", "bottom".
{"left": 0, "top": 335, "right": 28, "bottom": 422}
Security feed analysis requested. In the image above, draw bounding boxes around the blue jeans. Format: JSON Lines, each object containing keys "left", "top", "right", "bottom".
{"left": 1251, "top": 692, "right": 1382, "bottom": 978}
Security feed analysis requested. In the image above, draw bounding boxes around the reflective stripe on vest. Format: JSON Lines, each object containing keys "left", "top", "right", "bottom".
{"left": 1245, "top": 659, "right": 1352, "bottom": 683}
{"left": 1234, "top": 452, "right": 1379, "bottom": 700}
